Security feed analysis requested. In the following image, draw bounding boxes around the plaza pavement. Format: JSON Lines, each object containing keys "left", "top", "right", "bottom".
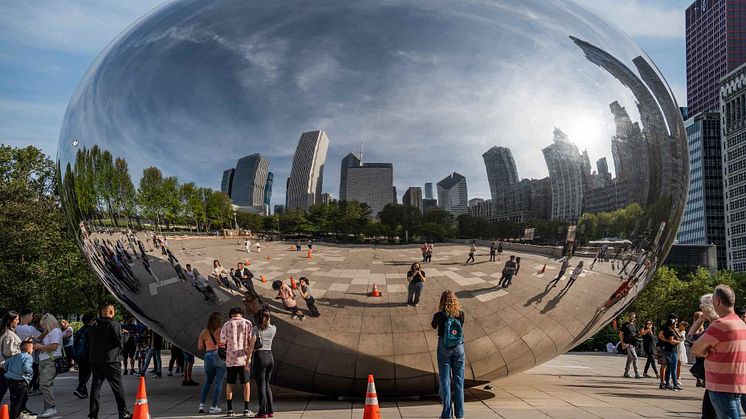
{"left": 21, "top": 352, "right": 703, "bottom": 418}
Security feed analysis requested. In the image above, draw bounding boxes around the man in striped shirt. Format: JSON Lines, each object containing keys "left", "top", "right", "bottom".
{"left": 692, "top": 284, "right": 746, "bottom": 419}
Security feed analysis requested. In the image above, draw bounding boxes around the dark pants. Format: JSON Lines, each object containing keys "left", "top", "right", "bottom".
{"left": 169, "top": 347, "right": 183, "bottom": 372}
{"left": 407, "top": 282, "right": 424, "bottom": 305}
{"left": 30, "top": 363, "right": 39, "bottom": 391}
{"left": 0, "top": 367, "right": 7, "bottom": 403}
{"left": 77, "top": 360, "right": 92, "bottom": 394}
{"left": 253, "top": 351, "right": 274, "bottom": 416}
{"left": 305, "top": 297, "right": 320, "bottom": 317}
{"left": 466, "top": 253, "right": 475, "bottom": 263}
{"left": 90, "top": 362, "right": 127, "bottom": 418}
{"left": 7, "top": 378, "right": 28, "bottom": 419}
{"left": 643, "top": 348, "right": 657, "bottom": 376}
{"left": 489, "top": 252, "right": 496, "bottom": 262}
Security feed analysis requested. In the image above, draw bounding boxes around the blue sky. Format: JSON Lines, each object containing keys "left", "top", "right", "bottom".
{"left": 0, "top": 0, "right": 691, "bottom": 175}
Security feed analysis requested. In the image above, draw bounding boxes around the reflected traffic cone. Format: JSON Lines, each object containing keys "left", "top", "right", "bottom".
{"left": 290, "top": 276, "right": 297, "bottom": 290}
{"left": 133, "top": 376, "right": 151, "bottom": 419}
{"left": 290, "top": 245, "right": 295, "bottom": 251}
{"left": 539, "top": 264, "right": 546, "bottom": 274}
{"left": 307, "top": 249, "right": 312, "bottom": 259}
{"left": 363, "top": 374, "right": 381, "bottom": 419}
{"left": 244, "top": 258, "right": 251, "bottom": 266}
{"left": 261, "top": 275, "right": 267, "bottom": 283}
{"left": 370, "top": 283, "right": 382, "bottom": 297}
{"left": 267, "top": 255, "right": 271, "bottom": 260}
{"left": 0, "top": 404, "right": 9, "bottom": 419}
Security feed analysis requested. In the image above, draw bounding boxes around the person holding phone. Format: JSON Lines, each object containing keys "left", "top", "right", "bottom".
{"left": 406, "top": 262, "right": 426, "bottom": 307}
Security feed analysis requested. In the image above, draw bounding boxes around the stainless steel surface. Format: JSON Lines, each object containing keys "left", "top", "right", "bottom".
{"left": 56, "top": 0, "right": 688, "bottom": 396}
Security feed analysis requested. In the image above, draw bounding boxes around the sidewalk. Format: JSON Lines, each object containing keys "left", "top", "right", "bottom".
{"left": 20, "top": 352, "right": 702, "bottom": 418}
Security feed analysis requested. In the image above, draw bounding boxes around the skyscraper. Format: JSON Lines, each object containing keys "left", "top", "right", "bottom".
{"left": 437, "top": 172, "right": 468, "bottom": 216}
{"left": 482, "top": 146, "right": 519, "bottom": 215}
{"left": 686, "top": 0, "right": 746, "bottom": 115}
{"left": 424, "top": 183, "right": 434, "bottom": 200}
{"left": 677, "top": 112, "right": 725, "bottom": 268}
{"left": 344, "top": 163, "right": 394, "bottom": 218}
{"left": 221, "top": 168, "right": 235, "bottom": 197}
{"left": 321, "top": 192, "right": 333, "bottom": 204}
{"left": 232, "top": 154, "right": 270, "bottom": 209}
{"left": 722, "top": 64, "right": 746, "bottom": 271}
{"left": 403, "top": 187, "right": 423, "bottom": 212}
{"left": 264, "top": 172, "right": 274, "bottom": 207}
{"left": 542, "top": 128, "right": 588, "bottom": 221}
{"left": 286, "top": 130, "right": 329, "bottom": 211}
{"left": 339, "top": 152, "right": 362, "bottom": 201}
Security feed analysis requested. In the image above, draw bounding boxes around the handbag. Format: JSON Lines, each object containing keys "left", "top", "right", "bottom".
{"left": 52, "top": 346, "right": 71, "bottom": 375}
{"left": 254, "top": 328, "right": 263, "bottom": 351}
{"left": 209, "top": 332, "right": 226, "bottom": 361}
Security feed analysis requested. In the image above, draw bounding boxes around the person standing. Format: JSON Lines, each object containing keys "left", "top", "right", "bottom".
{"left": 73, "top": 313, "right": 96, "bottom": 399}
{"left": 489, "top": 240, "right": 497, "bottom": 262}
{"left": 181, "top": 351, "right": 198, "bottom": 386}
{"left": 4, "top": 341, "right": 33, "bottom": 419}
{"left": 497, "top": 241, "right": 503, "bottom": 258}
{"left": 692, "top": 284, "right": 746, "bottom": 418}
{"left": 431, "top": 291, "right": 465, "bottom": 419}
{"left": 0, "top": 311, "right": 21, "bottom": 404}
{"left": 139, "top": 332, "right": 162, "bottom": 378}
{"left": 245, "top": 239, "right": 251, "bottom": 254}
{"left": 167, "top": 345, "right": 183, "bottom": 377}
{"left": 34, "top": 314, "right": 62, "bottom": 418}
{"left": 197, "top": 312, "right": 226, "bottom": 415}
{"left": 406, "top": 262, "right": 426, "bottom": 307}
{"left": 59, "top": 320, "right": 74, "bottom": 371}
{"left": 657, "top": 314, "right": 681, "bottom": 390}
{"left": 421, "top": 243, "right": 428, "bottom": 263}
{"left": 253, "top": 307, "right": 276, "bottom": 419}
{"left": 640, "top": 320, "right": 659, "bottom": 379}
{"left": 426, "top": 243, "right": 433, "bottom": 264}
{"left": 465, "top": 241, "right": 476, "bottom": 264}
{"left": 498, "top": 256, "right": 517, "bottom": 288}
{"left": 88, "top": 303, "right": 131, "bottom": 419}
{"left": 221, "top": 307, "right": 256, "bottom": 417}
{"left": 619, "top": 312, "right": 641, "bottom": 379}
{"left": 15, "top": 310, "right": 40, "bottom": 400}
{"left": 120, "top": 316, "right": 138, "bottom": 376}
{"left": 675, "top": 320, "right": 689, "bottom": 387}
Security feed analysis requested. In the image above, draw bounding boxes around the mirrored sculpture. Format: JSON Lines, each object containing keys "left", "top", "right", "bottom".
{"left": 57, "top": 0, "right": 688, "bottom": 396}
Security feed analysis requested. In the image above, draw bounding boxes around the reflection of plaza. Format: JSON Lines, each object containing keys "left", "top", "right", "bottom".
{"left": 84, "top": 230, "right": 645, "bottom": 396}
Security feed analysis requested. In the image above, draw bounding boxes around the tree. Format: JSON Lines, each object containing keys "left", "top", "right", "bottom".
{"left": 0, "top": 145, "right": 106, "bottom": 315}
{"left": 137, "top": 167, "right": 166, "bottom": 231}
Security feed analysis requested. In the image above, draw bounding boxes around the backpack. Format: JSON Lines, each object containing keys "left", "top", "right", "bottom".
{"left": 73, "top": 327, "right": 89, "bottom": 361}
{"left": 443, "top": 314, "right": 464, "bottom": 348}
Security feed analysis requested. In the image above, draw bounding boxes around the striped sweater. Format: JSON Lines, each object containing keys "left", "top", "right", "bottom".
{"left": 699, "top": 313, "right": 746, "bottom": 393}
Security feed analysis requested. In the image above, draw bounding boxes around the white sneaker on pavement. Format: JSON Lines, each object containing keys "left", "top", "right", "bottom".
{"left": 38, "top": 408, "right": 57, "bottom": 418}
{"left": 209, "top": 406, "right": 222, "bottom": 414}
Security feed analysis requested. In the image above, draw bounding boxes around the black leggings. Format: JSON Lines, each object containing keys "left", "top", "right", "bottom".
{"left": 643, "top": 349, "right": 657, "bottom": 375}
{"left": 253, "top": 351, "right": 274, "bottom": 416}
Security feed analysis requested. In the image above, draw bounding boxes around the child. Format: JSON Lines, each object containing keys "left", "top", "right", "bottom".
{"left": 298, "top": 277, "right": 320, "bottom": 317}
{"left": 5, "top": 341, "right": 34, "bottom": 419}
{"left": 272, "top": 280, "right": 305, "bottom": 321}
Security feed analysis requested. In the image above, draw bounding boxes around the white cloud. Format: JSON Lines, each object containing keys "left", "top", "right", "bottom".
{"left": 0, "top": 0, "right": 165, "bottom": 54}
{"left": 571, "top": 0, "right": 688, "bottom": 39}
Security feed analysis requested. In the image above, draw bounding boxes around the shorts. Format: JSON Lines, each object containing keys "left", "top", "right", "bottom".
{"left": 226, "top": 366, "right": 247, "bottom": 384}
{"left": 123, "top": 342, "right": 136, "bottom": 358}
{"left": 183, "top": 352, "right": 195, "bottom": 364}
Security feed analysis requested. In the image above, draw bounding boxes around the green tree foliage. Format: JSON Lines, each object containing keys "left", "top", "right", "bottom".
{"left": 0, "top": 145, "right": 106, "bottom": 315}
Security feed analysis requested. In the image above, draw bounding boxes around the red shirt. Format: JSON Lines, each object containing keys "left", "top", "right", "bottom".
{"left": 699, "top": 313, "right": 746, "bottom": 393}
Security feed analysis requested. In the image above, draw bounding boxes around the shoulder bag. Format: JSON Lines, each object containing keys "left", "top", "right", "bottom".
{"left": 52, "top": 346, "right": 70, "bottom": 375}
{"left": 209, "top": 332, "right": 226, "bottom": 361}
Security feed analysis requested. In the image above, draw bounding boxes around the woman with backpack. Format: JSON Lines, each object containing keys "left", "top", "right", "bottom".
{"left": 196, "top": 312, "right": 227, "bottom": 415}
{"left": 431, "top": 290, "right": 465, "bottom": 419}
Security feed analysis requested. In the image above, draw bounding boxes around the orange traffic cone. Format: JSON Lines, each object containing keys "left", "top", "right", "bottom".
{"left": 261, "top": 275, "right": 267, "bottom": 283}
{"left": 363, "top": 374, "right": 381, "bottom": 419}
{"left": 290, "top": 276, "right": 297, "bottom": 290}
{"left": 307, "top": 249, "right": 312, "bottom": 259}
{"left": 290, "top": 245, "right": 295, "bottom": 250}
{"left": 539, "top": 263, "right": 546, "bottom": 274}
{"left": 133, "top": 376, "right": 151, "bottom": 419}
{"left": 0, "top": 404, "right": 9, "bottom": 419}
{"left": 370, "top": 283, "right": 382, "bottom": 297}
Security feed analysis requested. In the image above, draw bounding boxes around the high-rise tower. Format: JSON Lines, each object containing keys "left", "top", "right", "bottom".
{"left": 286, "top": 130, "right": 329, "bottom": 211}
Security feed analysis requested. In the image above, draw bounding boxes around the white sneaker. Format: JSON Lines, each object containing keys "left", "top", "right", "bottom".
{"left": 208, "top": 406, "right": 222, "bottom": 414}
{"left": 20, "top": 413, "right": 37, "bottom": 419}
{"left": 38, "top": 408, "right": 57, "bottom": 418}
{"left": 199, "top": 403, "right": 205, "bottom": 413}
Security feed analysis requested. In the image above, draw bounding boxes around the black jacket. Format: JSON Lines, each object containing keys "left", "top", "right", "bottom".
{"left": 88, "top": 317, "right": 123, "bottom": 364}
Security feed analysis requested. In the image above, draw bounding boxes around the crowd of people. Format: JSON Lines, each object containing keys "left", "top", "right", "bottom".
{"left": 617, "top": 285, "right": 746, "bottom": 418}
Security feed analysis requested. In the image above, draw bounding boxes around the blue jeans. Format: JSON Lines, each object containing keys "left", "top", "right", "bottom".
{"left": 708, "top": 391, "right": 742, "bottom": 419}
{"left": 407, "top": 282, "right": 424, "bottom": 305}
{"left": 662, "top": 351, "right": 677, "bottom": 385}
{"left": 200, "top": 351, "right": 226, "bottom": 407}
{"left": 141, "top": 349, "right": 162, "bottom": 375}
{"left": 437, "top": 341, "right": 465, "bottom": 419}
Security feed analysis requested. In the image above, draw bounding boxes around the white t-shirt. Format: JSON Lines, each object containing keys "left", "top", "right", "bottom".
{"left": 38, "top": 328, "right": 63, "bottom": 361}
{"left": 15, "top": 324, "right": 41, "bottom": 342}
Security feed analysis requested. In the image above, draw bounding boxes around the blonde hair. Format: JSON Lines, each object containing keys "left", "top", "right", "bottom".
{"left": 439, "top": 291, "right": 461, "bottom": 317}
{"left": 40, "top": 313, "right": 60, "bottom": 332}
